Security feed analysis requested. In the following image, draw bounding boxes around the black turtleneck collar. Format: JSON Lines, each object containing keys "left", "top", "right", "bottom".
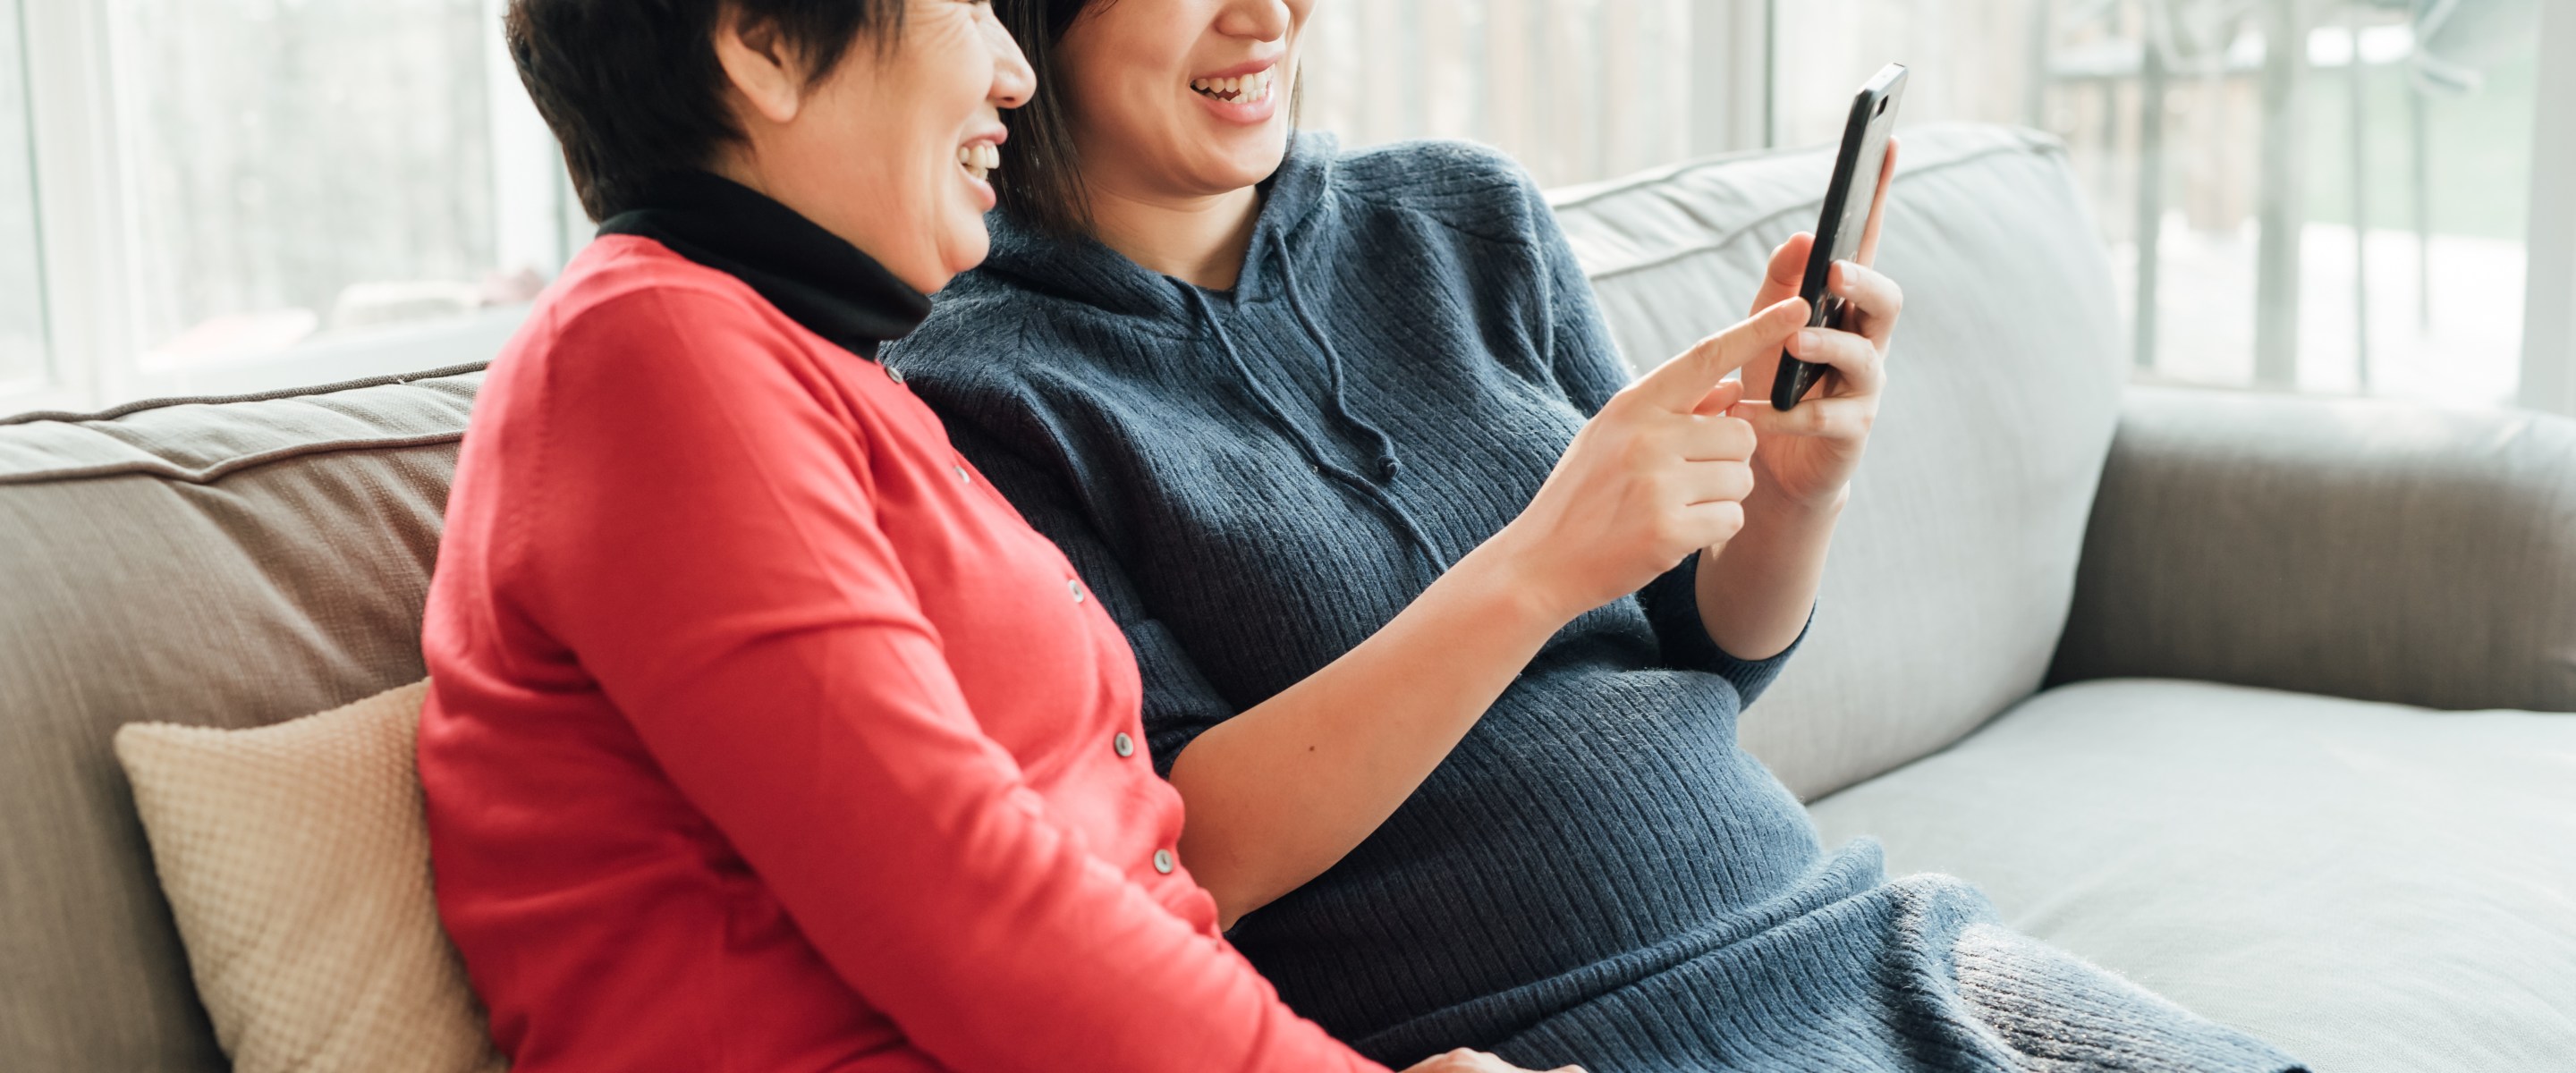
{"left": 598, "top": 170, "right": 933, "bottom": 359}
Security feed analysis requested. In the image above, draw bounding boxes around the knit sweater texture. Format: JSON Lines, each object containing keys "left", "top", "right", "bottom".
{"left": 885, "top": 132, "right": 2304, "bottom": 1073}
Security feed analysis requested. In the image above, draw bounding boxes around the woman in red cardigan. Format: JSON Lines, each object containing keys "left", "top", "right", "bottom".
{"left": 417, "top": 2, "right": 1559, "bottom": 1071}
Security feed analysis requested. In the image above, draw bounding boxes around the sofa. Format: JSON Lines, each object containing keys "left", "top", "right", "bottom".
{"left": 4, "top": 124, "right": 2570, "bottom": 1071}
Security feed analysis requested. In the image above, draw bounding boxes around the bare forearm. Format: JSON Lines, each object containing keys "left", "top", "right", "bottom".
{"left": 1168, "top": 300, "right": 1817, "bottom": 929}
{"left": 1167, "top": 538, "right": 1565, "bottom": 928}
{"left": 1695, "top": 484, "right": 1845, "bottom": 660}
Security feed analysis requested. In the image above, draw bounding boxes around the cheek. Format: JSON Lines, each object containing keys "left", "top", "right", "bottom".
{"left": 1081, "top": 69, "right": 1162, "bottom": 147}
{"left": 892, "top": 56, "right": 987, "bottom": 202}
{"left": 1063, "top": 26, "right": 1184, "bottom": 142}
{"left": 945, "top": 215, "right": 992, "bottom": 263}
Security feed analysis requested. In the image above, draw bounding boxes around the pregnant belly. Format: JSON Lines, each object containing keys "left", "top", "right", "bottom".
{"left": 1226, "top": 668, "right": 1827, "bottom": 1045}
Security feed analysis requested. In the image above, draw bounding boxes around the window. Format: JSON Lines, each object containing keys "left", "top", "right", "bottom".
{"left": 112, "top": 0, "right": 510, "bottom": 363}
{"left": 1300, "top": 0, "right": 1774, "bottom": 188}
{"left": 1309, "top": 0, "right": 2571, "bottom": 413}
{"left": 1776, "top": 0, "right": 2554, "bottom": 408}
{"left": 4, "top": 0, "right": 2563, "bottom": 415}
{"left": 4, "top": 0, "right": 574, "bottom": 412}
{"left": 0, "top": 0, "right": 42, "bottom": 393}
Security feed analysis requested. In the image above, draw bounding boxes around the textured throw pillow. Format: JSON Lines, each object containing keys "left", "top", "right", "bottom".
{"left": 114, "top": 680, "right": 508, "bottom": 1073}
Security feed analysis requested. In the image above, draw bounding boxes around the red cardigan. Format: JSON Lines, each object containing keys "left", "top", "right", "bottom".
{"left": 419, "top": 236, "right": 1382, "bottom": 1073}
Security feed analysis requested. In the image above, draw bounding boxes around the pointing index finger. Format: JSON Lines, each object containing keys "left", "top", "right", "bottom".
{"left": 1631, "top": 297, "right": 1810, "bottom": 412}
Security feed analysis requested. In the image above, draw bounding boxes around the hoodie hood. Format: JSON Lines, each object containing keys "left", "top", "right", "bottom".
{"left": 956, "top": 130, "right": 1446, "bottom": 569}
{"left": 976, "top": 131, "right": 1340, "bottom": 317}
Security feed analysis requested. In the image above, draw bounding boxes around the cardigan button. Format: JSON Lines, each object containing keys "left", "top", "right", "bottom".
{"left": 885, "top": 364, "right": 907, "bottom": 385}
{"left": 1068, "top": 579, "right": 1084, "bottom": 604}
{"left": 1152, "top": 849, "right": 1175, "bottom": 874}
{"left": 953, "top": 463, "right": 970, "bottom": 484}
{"left": 1114, "top": 732, "right": 1135, "bottom": 758}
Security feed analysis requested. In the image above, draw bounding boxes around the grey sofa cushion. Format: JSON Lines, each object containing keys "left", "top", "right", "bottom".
{"left": 1549, "top": 124, "right": 2127, "bottom": 799}
{"left": 1808, "top": 679, "right": 2576, "bottom": 1073}
{"left": 0, "top": 366, "right": 482, "bottom": 1073}
{"left": 2055, "top": 386, "right": 2576, "bottom": 713}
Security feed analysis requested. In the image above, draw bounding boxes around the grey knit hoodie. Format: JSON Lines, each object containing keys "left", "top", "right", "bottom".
{"left": 884, "top": 132, "right": 2301, "bottom": 1073}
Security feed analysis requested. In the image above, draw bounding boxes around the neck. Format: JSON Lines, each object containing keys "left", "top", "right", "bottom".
{"left": 1085, "top": 181, "right": 1263, "bottom": 291}
{"left": 705, "top": 145, "right": 949, "bottom": 295}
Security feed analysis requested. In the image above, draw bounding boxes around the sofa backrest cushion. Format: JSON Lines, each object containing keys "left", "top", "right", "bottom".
{"left": 0, "top": 366, "right": 482, "bottom": 1073}
{"left": 0, "top": 123, "right": 2122, "bottom": 1069}
{"left": 1548, "top": 123, "right": 2126, "bottom": 799}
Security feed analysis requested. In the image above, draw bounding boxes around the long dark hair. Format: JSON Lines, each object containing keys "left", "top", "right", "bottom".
{"left": 988, "top": 0, "right": 1301, "bottom": 238}
{"left": 989, "top": 0, "right": 1104, "bottom": 237}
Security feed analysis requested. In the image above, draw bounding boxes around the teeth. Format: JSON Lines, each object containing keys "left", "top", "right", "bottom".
{"left": 1191, "top": 68, "right": 1276, "bottom": 105}
{"left": 959, "top": 142, "right": 998, "bottom": 182}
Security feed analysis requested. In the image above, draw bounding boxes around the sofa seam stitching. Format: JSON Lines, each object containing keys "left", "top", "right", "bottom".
{"left": 0, "top": 430, "right": 468, "bottom": 487}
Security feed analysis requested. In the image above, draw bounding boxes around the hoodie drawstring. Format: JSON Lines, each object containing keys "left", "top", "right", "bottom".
{"left": 1182, "top": 283, "right": 1449, "bottom": 571}
{"left": 1274, "top": 232, "right": 1403, "bottom": 484}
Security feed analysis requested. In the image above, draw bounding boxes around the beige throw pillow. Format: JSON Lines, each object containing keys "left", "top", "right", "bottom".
{"left": 114, "top": 680, "right": 508, "bottom": 1073}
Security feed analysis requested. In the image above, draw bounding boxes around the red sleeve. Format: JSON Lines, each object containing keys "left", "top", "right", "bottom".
{"left": 513, "top": 286, "right": 1385, "bottom": 1073}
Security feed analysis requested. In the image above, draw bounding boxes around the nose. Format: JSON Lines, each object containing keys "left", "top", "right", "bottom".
{"left": 1214, "top": 0, "right": 1294, "bottom": 42}
{"left": 981, "top": 6, "right": 1036, "bottom": 110}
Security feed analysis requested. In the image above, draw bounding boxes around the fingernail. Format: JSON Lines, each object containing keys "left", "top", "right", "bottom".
{"left": 1797, "top": 330, "right": 1821, "bottom": 354}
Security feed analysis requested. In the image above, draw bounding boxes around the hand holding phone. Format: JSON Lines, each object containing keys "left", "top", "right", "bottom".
{"left": 1770, "top": 63, "right": 1908, "bottom": 410}
{"left": 1722, "top": 66, "right": 1908, "bottom": 514}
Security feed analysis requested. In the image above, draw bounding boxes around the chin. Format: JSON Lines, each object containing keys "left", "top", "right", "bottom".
{"left": 1207, "top": 137, "right": 1290, "bottom": 190}
{"left": 932, "top": 228, "right": 992, "bottom": 291}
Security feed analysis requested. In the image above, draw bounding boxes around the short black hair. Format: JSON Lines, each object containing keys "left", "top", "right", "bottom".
{"left": 988, "top": 0, "right": 1102, "bottom": 237}
{"left": 507, "top": 0, "right": 907, "bottom": 222}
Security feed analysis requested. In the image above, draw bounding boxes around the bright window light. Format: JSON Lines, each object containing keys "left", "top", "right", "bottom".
{"left": 0, "top": 0, "right": 43, "bottom": 392}
{"left": 0, "top": 0, "right": 2562, "bottom": 414}
{"left": 1777, "top": 0, "right": 2546, "bottom": 407}
{"left": 1300, "top": 0, "right": 1714, "bottom": 189}
{"left": 100, "top": 0, "right": 550, "bottom": 370}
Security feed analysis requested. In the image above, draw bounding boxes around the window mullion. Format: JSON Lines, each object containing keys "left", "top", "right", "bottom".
{"left": 486, "top": 0, "right": 568, "bottom": 282}
{"left": 1687, "top": 0, "right": 1771, "bottom": 156}
{"left": 2521, "top": 0, "right": 2576, "bottom": 416}
{"left": 19, "top": 0, "right": 136, "bottom": 413}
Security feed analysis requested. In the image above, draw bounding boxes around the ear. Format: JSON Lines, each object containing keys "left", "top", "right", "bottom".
{"left": 714, "top": 8, "right": 805, "bottom": 126}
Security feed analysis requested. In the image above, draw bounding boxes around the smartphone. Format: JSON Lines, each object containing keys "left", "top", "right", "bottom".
{"left": 1772, "top": 63, "right": 1909, "bottom": 410}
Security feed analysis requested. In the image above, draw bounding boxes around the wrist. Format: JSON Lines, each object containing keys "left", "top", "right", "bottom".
{"left": 1453, "top": 528, "right": 1588, "bottom": 631}
{"left": 1744, "top": 480, "right": 1851, "bottom": 529}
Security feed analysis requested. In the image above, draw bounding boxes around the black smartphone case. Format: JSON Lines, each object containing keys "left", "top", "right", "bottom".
{"left": 1773, "top": 64, "right": 1910, "bottom": 411}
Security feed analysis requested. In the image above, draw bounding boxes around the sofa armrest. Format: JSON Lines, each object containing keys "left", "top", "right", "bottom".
{"left": 2049, "top": 385, "right": 2576, "bottom": 712}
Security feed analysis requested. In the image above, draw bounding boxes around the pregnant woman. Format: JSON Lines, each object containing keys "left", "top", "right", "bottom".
{"left": 418, "top": 1, "right": 1555, "bottom": 1071}
{"left": 884, "top": 1, "right": 2308, "bottom": 1069}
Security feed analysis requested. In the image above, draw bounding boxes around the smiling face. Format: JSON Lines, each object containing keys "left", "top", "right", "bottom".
{"left": 715, "top": 0, "right": 1035, "bottom": 293}
{"left": 1054, "top": 0, "right": 1311, "bottom": 206}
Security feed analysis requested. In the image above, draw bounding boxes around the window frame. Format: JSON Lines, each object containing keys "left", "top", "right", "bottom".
{"left": 4, "top": 0, "right": 566, "bottom": 417}
{"left": 1690, "top": 0, "right": 1775, "bottom": 155}
{"left": 0, "top": 0, "right": 2568, "bottom": 416}
{"left": 13, "top": 0, "right": 106, "bottom": 416}
{"left": 2521, "top": 0, "right": 2576, "bottom": 416}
